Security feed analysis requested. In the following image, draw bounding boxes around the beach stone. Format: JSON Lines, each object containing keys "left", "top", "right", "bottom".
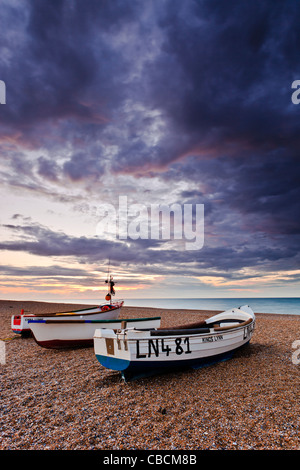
{"left": 0, "top": 301, "right": 299, "bottom": 450}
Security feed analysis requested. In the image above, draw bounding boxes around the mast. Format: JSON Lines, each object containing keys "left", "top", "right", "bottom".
{"left": 105, "top": 260, "right": 115, "bottom": 304}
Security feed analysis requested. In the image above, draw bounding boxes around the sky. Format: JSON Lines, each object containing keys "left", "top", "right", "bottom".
{"left": 0, "top": 0, "right": 300, "bottom": 302}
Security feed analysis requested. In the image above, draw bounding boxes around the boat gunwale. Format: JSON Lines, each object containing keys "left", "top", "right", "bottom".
{"left": 122, "top": 318, "right": 255, "bottom": 341}
{"left": 28, "top": 316, "right": 161, "bottom": 325}
{"left": 23, "top": 302, "right": 123, "bottom": 318}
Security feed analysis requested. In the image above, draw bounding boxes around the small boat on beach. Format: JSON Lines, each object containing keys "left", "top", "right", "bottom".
{"left": 29, "top": 316, "right": 161, "bottom": 349}
{"left": 93, "top": 305, "right": 255, "bottom": 381}
{"left": 11, "top": 274, "right": 123, "bottom": 336}
{"left": 11, "top": 301, "right": 124, "bottom": 336}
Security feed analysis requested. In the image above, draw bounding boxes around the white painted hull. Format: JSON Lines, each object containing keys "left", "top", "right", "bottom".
{"left": 11, "top": 301, "right": 124, "bottom": 335}
{"left": 94, "top": 305, "right": 255, "bottom": 380}
{"left": 29, "top": 316, "right": 161, "bottom": 349}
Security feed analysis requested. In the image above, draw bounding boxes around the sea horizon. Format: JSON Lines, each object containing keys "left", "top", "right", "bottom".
{"left": 30, "top": 296, "right": 300, "bottom": 316}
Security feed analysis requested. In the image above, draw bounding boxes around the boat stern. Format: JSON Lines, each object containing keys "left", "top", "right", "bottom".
{"left": 11, "top": 310, "right": 32, "bottom": 336}
{"left": 94, "top": 328, "right": 132, "bottom": 372}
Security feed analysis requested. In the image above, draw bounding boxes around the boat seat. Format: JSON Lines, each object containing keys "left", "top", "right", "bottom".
{"left": 150, "top": 327, "right": 210, "bottom": 336}
{"left": 213, "top": 317, "right": 253, "bottom": 331}
{"left": 157, "top": 320, "right": 207, "bottom": 331}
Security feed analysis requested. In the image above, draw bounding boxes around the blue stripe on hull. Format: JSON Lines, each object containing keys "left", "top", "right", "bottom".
{"left": 96, "top": 341, "right": 250, "bottom": 381}
{"left": 96, "top": 354, "right": 130, "bottom": 371}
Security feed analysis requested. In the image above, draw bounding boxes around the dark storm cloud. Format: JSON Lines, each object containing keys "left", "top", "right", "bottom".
{"left": 2, "top": 0, "right": 299, "bottom": 173}
{"left": 100, "top": 0, "right": 300, "bottom": 248}
{"left": 171, "top": 149, "right": 300, "bottom": 237}
{"left": 0, "top": 0, "right": 150, "bottom": 185}
{"left": 1, "top": 2, "right": 299, "bottom": 142}
{"left": 1, "top": 221, "right": 299, "bottom": 277}
{"left": 0, "top": 0, "right": 136, "bottom": 129}
{"left": 37, "top": 156, "right": 59, "bottom": 181}
{"left": 1, "top": 0, "right": 300, "bottom": 282}
{"left": 148, "top": 0, "right": 300, "bottom": 143}
{"left": 0, "top": 264, "right": 92, "bottom": 280}
{"left": 63, "top": 151, "right": 105, "bottom": 182}
{"left": 0, "top": 221, "right": 164, "bottom": 263}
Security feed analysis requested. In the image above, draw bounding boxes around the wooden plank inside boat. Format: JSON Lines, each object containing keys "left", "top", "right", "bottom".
{"left": 105, "top": 338, "right": 114, "bottom": 355}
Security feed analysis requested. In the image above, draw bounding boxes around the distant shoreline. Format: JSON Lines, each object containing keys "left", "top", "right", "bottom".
{"left": 0, "top": 298, "right": 299, "bottom": 319}
{"left": 0, "top": 296, "right": 299, "bottom": 316}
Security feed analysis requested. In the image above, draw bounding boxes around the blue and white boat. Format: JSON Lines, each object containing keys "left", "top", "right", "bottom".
{"left": 93, "top": 305, "right": 255, "bottom": 381}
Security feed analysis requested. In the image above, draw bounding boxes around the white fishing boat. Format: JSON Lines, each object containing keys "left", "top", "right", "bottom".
{"left": 11, "top": 273, "right": 122, "bottom": 336}
{"left": 29, "top": 316, "right": 161, "bottom": 349}
{"left": 11, "top": 301, "right": 124, "bottom": 336}
{"left": 94, "top": 305, "right": 255, "bottom": 381}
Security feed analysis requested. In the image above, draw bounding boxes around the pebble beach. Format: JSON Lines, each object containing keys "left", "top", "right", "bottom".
{"left": 0, "top": 300, "right": 299, "bottom": 451}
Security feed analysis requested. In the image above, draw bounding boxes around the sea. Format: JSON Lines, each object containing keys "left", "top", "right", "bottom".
{"left": 56, "top": 297, "right": 300, "bottom": 316}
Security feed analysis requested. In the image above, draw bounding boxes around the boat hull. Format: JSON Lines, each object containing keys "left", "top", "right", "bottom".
{"left": 94, "top": 305, "right": 255, "bottom": 380}
{"left": 96, "top": 341, "right": 250, "bottom": 381}
{"left": 11, "top": 301, "right": 123, "bottom": 335}
{"left": 29, "top": 316, "right": 161, "bottom": 349}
